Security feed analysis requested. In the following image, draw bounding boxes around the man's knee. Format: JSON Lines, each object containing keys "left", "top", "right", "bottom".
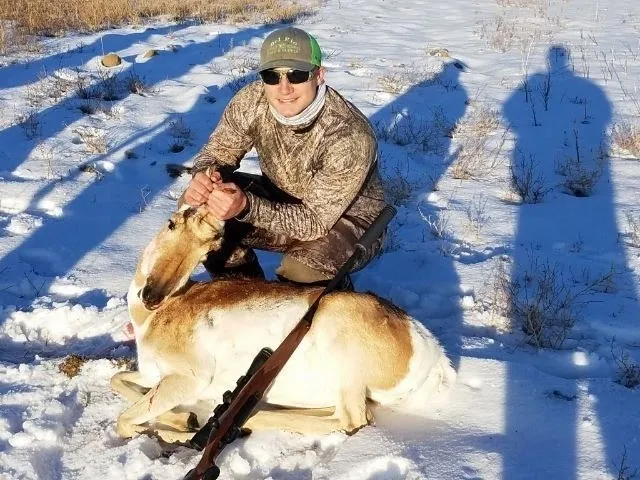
{"left": 276, "top": 255, "right": 329, "bottom": 284}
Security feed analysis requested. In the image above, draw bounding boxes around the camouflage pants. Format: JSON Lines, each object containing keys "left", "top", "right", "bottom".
{"left": 203, "top": 172, "right": 384, "bottom": 282}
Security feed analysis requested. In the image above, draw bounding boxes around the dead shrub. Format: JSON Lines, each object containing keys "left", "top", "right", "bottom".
{"left": 419, "top": 208, "right": 451, "bottom": 240}
{"left": 73, "top": 126, "right": 108, "bottom": 154}
{"left": 612, "top": 122, "right": 640, "bottom": 158}
{"left": 510, "top": 150, "right": 550, "bottom": 203}
{"left": 495, "top": 0, "right": 549, "bottom": 17}
{"left": 556, "top": 154, "right": 603, "bottom": 197}
{"left": 614, "top": 446, "right": 640, "bottom": 480}
{"left": 556, "top": 131, "right": 605, "bottom": 197}
{"left": 475, "top": 14, "right": 551, "bottom": 53}
{"left": 377, "top": 63, "right": 438, "bottom": 95}
{"left": 450, "top": 137, "right": 488, "bottom": 179}
{"left": 0, "top": 0, "right": 315, "bottom": 53}
{"left": 375, "top": 108, "right": 451, "bottom": 154}
{"left": 623, "top": 211, "right": 640, "bottom": 248}
{"left": 381, "top": 156, "right": 430, "bottom": 206}
{"left": 450, "top": 109, "right": 507, "bottom": 180}
{"left": 611, "top": 342, "right": 640, "bottom": 390}
{"left": 454, "top": 105, "right": 501, "bottom": 137}
{"left": 465, "top": 193, "right": 491, "bottom": 237}
{"left": 16, "top": 109, "right": 41, "bottom": 139}
{"left": 59, "top": 354, "right": 87, "bottom": 378}
{"left": 126, "top": 70, "right": 154, "bottom": 96}
{"left": 507, "top": 256, "right": 615, "bottom": 349}
{"left": 168, "top": 117, "right": 191, "bottom": 153}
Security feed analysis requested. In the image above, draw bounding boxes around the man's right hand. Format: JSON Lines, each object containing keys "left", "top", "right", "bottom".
{"left": 183, "top": 171, "right": 222, "bottom": 206}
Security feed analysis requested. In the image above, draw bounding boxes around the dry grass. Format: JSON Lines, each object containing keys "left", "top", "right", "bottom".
{"left": 495, "top": 0, "right": 549, "bottom": 16}
{"left": 612, "top": 122, "right": 640, "bottom": 158}
{"left": 0, "top": 0, "right": 314, "bottom": 54}
{"left": 377, "top": 62, "right": 440, "bottom": 95}
{"left": 58, "top": 354, "right": 87, "bottom": 378}
{"left": 475, "top": 14, "right": 551, "bottom": 53}
{"left": 623, "top": 211, "right": 640, "bottom": 248}
{"left": 493, "top": 255, "right": 616, "bottom": 349}
{"left": 449, "top": 105, "right": 505, "bottom": 180}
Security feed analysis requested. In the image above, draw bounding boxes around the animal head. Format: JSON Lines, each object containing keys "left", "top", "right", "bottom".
{"left": 138, "top": 205, "right": 224, "bottom": 309}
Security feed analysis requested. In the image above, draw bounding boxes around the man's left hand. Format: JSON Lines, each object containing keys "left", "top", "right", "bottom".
{"left": 205, "top": 182, "right": 248, "bottom": 220}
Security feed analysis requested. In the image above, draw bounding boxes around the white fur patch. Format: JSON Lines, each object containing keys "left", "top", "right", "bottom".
{"left": 369, "top": 320, "right": 455, "bottom": 413}
{"left": 139, "top": 237, "right": 159, "bottom": 277}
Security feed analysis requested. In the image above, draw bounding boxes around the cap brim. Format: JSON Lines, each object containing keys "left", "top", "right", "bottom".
{"left": 258, "top": 59, "right": 317, "bottom": 72}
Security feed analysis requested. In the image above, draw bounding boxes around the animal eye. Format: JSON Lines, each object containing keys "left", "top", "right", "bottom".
{"left": 167, "top": 220, "right": 176, "bottom": 230}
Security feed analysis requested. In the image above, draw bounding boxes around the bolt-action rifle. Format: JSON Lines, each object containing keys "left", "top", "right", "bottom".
{"left": 183, "top": 205, "right": 397, "bottom": 480}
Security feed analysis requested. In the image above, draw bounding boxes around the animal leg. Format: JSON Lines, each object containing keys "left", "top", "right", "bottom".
{"left": 244, "top": 388, "right": 373, "bottom": 435}
{"left": 333, "top": 382, "right": 372, "bottom": 434}
{"left": 262, "top": 406, "right": 335, "bottom": 417}
{"left": 244, "top": 409, "right": 343, "bottom": 435}
{"left": 111, "top": 370, "right": 198, "bottom": 432}
{"left": 116, "top": 373, "right": 203, "bottom": 439}
{"left": 149, "top": 428, "right": 199, "bottom": 445}
{"left": 111, "top": 370, "right": 154, "bottom": 401}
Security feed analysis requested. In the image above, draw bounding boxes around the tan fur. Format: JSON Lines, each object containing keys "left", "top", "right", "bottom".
{"left": 113, "top": 206, "right": 453, "bottom": 443}
{"left": 311, "top": 293, "right": 413, "bottom": 390}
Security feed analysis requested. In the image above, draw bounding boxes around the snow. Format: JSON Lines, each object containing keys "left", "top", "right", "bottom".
{"left": 1, "top": 0, "right": 640, "bottom": 478}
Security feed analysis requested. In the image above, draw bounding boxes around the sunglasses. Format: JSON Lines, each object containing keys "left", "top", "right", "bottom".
{"left": 259, "top": 68, "right": 317, "bottom": 85}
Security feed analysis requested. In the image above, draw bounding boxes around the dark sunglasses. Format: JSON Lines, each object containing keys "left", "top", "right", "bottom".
{"left": 259, "top": 68, "right": 317, "bottom": 85}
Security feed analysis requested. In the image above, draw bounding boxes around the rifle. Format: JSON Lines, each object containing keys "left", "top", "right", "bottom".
{"left": 183, "top": 205, "right": 397, "bottom": 480}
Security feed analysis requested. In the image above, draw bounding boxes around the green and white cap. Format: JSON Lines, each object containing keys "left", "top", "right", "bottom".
{"left": 259, "top": 27, "right": 322, "bottom": 72}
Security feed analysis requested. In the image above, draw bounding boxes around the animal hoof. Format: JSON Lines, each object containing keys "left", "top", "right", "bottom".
{"left": 366, "top": 408, "right": 375, "bottom": 425}
{"left": 116, "top": 422, "right": 135, "bottom": 438}
{"left": 187, "top": 412, "right": 199, "bottom": 431}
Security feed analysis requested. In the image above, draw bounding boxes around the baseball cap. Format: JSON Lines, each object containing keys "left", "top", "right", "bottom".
{"left": 258, "top": 27, "right": 322, "bottom": 72}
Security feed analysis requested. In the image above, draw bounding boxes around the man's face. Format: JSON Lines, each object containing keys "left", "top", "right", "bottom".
{"left": 262, "top": 67, "right": 325, "bottom": 118}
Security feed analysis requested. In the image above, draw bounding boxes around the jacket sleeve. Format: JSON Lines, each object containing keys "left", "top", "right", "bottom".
{"left": 192, "top": 84, "right": 258, "bottom": 174}
{"left": 242, "top": 124, "right": 377, "bottom": 241}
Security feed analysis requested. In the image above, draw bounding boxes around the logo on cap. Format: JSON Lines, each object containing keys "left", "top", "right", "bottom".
{"left": 267, "top": 36, "right": 300, "bottom": 56}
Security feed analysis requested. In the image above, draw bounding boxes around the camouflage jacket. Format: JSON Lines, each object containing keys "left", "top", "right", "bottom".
{"left": 192, "top": 81, "right": 387, "bottom": 241}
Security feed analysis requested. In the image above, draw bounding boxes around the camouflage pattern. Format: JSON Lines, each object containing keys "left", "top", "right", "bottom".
{"left": 192, "top": 81, "right": 388, "bottom": 277}
{"left": 203, "top": 173, "right": 384, "bottom": 279}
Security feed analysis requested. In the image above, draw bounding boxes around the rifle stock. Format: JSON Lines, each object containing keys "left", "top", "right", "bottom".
{"left": 184, "top": 205, "right": 396, "bottom": 480}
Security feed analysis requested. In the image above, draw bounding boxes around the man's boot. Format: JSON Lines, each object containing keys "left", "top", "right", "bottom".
{"left": 203, "top": 247, "right": 265, "bottom": 280}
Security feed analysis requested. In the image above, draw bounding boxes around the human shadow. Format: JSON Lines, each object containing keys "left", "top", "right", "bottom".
{"left": 503, "top": 45, "right": 636, "bottom": 477}
{"left": 361, "top": 61, "right": 468, "bottom": 369}
{"left": 0, "top": 23, "right": 194, "bottom": 90}
{"left": 0, "top": 24, "right": 275, "bottom": 320}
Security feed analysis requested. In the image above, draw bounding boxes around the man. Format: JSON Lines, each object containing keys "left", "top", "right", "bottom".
{"left": 183, "top": 27, "right": 388, "bottom": 289}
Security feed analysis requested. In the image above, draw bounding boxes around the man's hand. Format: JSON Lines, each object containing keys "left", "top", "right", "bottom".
{"left": 205, "top": 182, "right": 248, "bottom": 220}
{"left": 183, "top": 171, "right": 222, "bottom": 206}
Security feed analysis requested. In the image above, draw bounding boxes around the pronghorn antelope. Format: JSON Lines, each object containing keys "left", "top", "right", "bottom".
{"left": 111, "top": 205, "right": 456, "bottom": 443}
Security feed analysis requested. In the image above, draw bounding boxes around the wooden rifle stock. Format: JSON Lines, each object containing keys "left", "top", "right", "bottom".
{"left": 184, "top": 205, "right": 397, "bottom": 480}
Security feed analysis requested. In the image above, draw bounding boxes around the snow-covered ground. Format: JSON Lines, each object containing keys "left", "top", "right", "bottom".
{"left": 2, "top": 0, "right": 640, "bottom": 478}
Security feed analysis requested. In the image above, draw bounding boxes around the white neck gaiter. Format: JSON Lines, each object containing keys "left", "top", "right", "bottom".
{"left": 269, "top": 83, "right": 327, "bottom": 128}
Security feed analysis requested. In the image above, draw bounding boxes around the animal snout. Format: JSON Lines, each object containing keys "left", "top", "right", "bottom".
{"left": 140, "top": 283, "right": 163, "bottom": 309}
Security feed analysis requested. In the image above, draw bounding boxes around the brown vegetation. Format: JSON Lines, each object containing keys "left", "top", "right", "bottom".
{"left": 58, "top": 354, "right": 87, "bottom": 378}
{"left": 0, "top": 0, "right": 314, "bottom": 54}
{"left": 612, "top": 122, "right": 640, "bottom": 159}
